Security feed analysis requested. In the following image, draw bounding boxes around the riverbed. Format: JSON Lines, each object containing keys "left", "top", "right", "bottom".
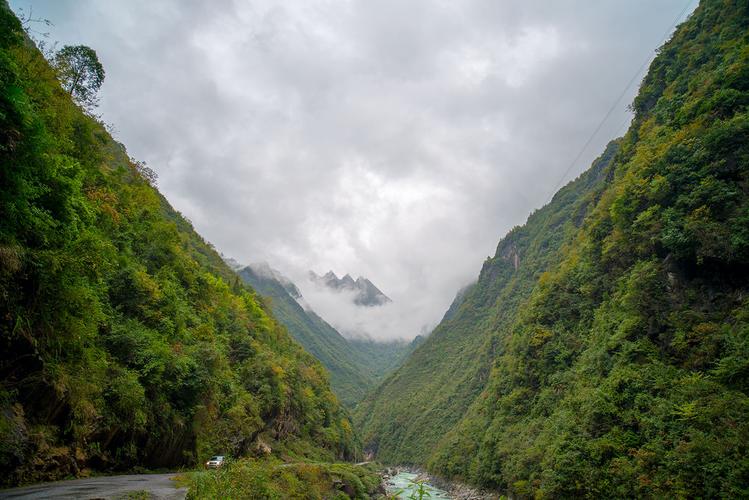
{"left": 385, "top": 471, "right": 451, "bottom": 499}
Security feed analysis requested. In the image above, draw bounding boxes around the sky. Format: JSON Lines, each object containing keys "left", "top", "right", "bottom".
{"left": 11, "top": 0, "right": 697, "bottom": 341}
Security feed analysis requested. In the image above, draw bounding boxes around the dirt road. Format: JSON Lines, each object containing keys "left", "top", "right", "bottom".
{"left": 0, "top": 473, "right": 187, "bottom": 499}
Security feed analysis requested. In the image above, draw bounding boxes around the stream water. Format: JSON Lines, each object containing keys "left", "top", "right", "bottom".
{"left": 385, "top": 471, "right": 451, "bottom": 499}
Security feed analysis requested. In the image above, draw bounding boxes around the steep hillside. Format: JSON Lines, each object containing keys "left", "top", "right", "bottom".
{"left": 0, "top": 5, "right": 355, "bottom": 486}
{"left": 239, "top": 264, "right": 371, "bottom": 406}
{"left": 348, "top": 337, "right": 420, "bottom": 381}
{"left": 239, "top": 264, "right": 414, "bottom": 406}
{"left": 354, "top": 140, "right": 619, "bottom": 464}
{"left": 359, "top": 0, "right": 749, "bottom": 497}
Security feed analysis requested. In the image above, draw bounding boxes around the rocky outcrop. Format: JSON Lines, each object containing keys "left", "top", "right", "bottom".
{"left": 309, "top": 270, "right": 391, "bottom": 306}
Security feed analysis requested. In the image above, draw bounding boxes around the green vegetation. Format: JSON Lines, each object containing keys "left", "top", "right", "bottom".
{"left": 354, "top": 140, "right": 619, "bottom": 465}
{"left": 52, "top": 44, "right": 105, "bottom": 111}
{"left": 185, "top": 458, "right": 383, "bottom": 499}
{"left": 239, "top": 265, "right": 417, "bottom": 407}
{"left": 0, "top": 2, "right": 356, "bottom": 487}
{"left": 348, "top": 338, "right": 420, "bottom": 383}
{"left": 359, "top": 0, "right": 749, "bottom": 497}
{"left": 119, "top": 491, "right": 151, "bottom": 500}
{"left": 3, "top": 0, "right": 747, "bottom": 497}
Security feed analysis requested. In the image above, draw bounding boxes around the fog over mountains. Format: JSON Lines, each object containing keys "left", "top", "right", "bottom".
{"left": 227, "top": 260, "right": 414, "bottom": 341}
{"left": 236, "top": 262, "right": 413, "bottom": 406}
{"left": 309, "top": 270, "right": 392, "bottom": 307}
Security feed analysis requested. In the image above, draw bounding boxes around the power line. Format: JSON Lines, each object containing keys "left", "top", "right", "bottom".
{"left": 547, "top": 0, "right": 696, "bottom": 199}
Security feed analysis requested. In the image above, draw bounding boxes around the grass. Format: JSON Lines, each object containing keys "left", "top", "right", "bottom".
{"left": 183, "top": 458, "right": 385, "bottom": 499}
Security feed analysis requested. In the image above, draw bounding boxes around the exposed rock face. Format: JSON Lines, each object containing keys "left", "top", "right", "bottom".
{"left": 255, "top": 440, "right": 272, "bottom": 456}
{"left": 498, "top": 241, "right": 520, "bottom": 270}
{"left": 309, "top": 270, "right": 391, "bottom": 307}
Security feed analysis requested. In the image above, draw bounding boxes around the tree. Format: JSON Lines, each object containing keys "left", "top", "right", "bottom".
{"left": 131, "top": 157, "right": 158, "bottom": 187}
{"left": 53, "top": 44, "right": 105, "bottom": 110}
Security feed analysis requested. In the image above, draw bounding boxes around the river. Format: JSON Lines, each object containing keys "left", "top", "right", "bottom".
{"left": 385, "top": 471, "right": 451, "bottom": 499}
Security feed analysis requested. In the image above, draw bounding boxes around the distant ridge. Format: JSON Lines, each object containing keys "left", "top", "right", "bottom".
{"left": 309, "top": 270, "right": 392, "bottom": 307}
{"left": 236, "top": 262, "right": 412, "bottom": 406}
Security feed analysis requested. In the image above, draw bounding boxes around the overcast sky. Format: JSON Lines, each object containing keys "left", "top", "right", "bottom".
{"left": 11, "top": 0, "right": 696, "bottom": 341}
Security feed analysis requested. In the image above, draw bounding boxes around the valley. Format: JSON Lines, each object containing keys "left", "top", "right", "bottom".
{"left": 1, "top": 0, "right": 748, "bottom": 498}
{"left": 236, "top": 262, "right": 417, "bottom": 407}
{"left": 357, "top": 2, "right": 749, "bottom": 496}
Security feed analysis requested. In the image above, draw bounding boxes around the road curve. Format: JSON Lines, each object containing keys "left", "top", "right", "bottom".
{"left": 0, "top": 473, "right": 187, "bottom": 500}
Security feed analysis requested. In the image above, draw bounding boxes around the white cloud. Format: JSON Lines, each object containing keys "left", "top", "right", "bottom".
{"left": 10, "top": 0, "right": 696, "bottom": 340}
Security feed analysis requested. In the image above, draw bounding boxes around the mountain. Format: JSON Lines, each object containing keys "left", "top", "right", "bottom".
{"left": 238, "top": 263, "right": 414, "bottom": 406}
{"left": 356, "top": 1, "right": 749, "bottom": 497}
{"left": 244, "top": 261, "right": 303, "bottom": 299}
{"left": 222, "top": 256, "right": 245, "bottom": 272}
{"left": 349, "top": 336, "right": 423, "bottom": 381}
{"left": 0, "top": 6, "right": 355, "bottom": 487}
{"left": 309, "top": 270, "right": 392, "bottom": 307}
{"left": 355, "top": 138, "right": 620, "bottom": 468}
{"left": 439, "top": 283, "right": 474, "bottom": 323}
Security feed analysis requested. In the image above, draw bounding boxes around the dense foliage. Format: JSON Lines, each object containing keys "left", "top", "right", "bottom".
{"left": 238, "top": 266, "right": 416, "bottom": 407}
{"left": 185, "top": 458, "right": 384, "bottom": 499}
{"left": 354, "top": 140, "right": 618, "bottom": 466}
{"left": 0, "top": 3, "right": 355, "bottom": 486}
{"left": 52, "top": 44, "right": 105, "bottom": 111}
{"left": 347, "top": 337, "right": 421, "bottom": 383}
{"left": 360, "top": 0, "right": 749, "bottom": 497}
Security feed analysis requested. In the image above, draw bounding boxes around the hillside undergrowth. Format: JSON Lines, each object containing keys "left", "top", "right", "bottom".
{"left": 358, "top": 1, "right": 749, "bottom": 497}
{"left": 0, "top": 3, "right": 356, "bottom": 486}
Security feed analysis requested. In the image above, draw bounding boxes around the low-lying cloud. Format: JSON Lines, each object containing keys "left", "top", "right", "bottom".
{"left": 299, "top": 282, "right": 428, "bottom": 342}
{"left": 291, "top": 267, "right": 437, "bottom": 342}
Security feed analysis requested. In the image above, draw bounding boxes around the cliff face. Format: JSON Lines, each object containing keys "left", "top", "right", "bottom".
{"left": 359, "top": 1, "right": 749, "bottom": 497}
{"left": 0, "top": 5, "right": 354, "bottom": 486}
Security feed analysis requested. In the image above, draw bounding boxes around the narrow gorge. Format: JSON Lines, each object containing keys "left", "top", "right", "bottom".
{"left": 1, "top": 0, "right": 748, "bottom": 498}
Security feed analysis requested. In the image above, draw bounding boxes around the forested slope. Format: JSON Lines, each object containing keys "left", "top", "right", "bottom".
{"left": 0, "top": 4, "right": 355, "bottom": 486}
{"left": 239, "top": 265, "right": 416, "bottom": 407}
{"left": 354, "top": 141, "right": 619, "bottom": 465}
{"left": 359, "top": 0, "right": 749, "bottom": 497}
{"left": 239, "top": 265, "right": 372, "bottom": 407}
{"left": 348, "top": 337, "right": 419, "bottom": 382}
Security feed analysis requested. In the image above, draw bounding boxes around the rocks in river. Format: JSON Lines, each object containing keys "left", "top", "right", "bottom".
{"left": 428, "top": 474, "right": 501, "bottom": 499}
{"left": 447, "top": 482, "right": 498, "bottom": 499}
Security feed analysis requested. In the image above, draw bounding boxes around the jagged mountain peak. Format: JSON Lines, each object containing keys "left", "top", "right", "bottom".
{"left": 309, "top": 270, "right": 392, "bottom": 307}
{"left": 341, "top": 274, "right": 356, "bottom": 287}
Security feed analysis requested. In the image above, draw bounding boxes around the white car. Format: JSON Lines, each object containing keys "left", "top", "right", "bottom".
{"left": 205, "top": 455, "right": 225, "bottom": 469}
